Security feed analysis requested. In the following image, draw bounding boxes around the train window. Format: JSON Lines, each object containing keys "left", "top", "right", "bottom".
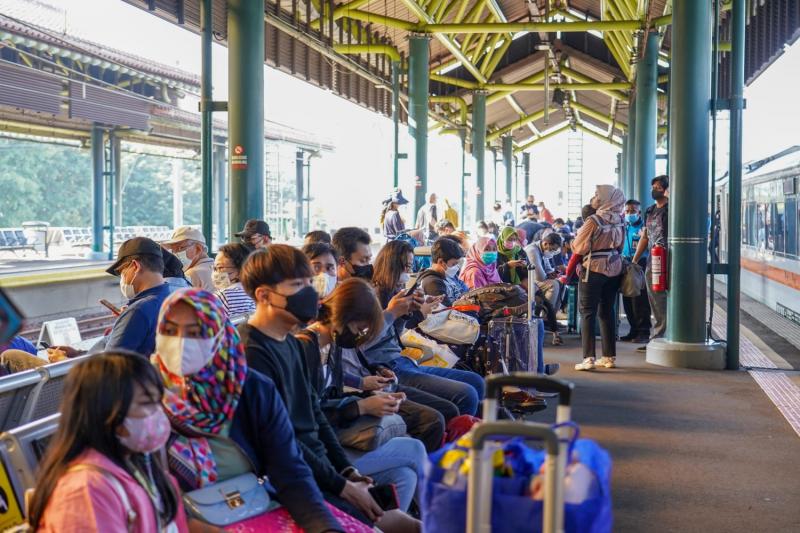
{"left": 744, "top": 201, "right": 756, "bottom": 246}
{"left": 773, "top": 202, "right": 785, "bottom": 254}
{"left": 757, "top": 204, "right": 767, "bottom": 251}
{"left": 786, "top": 197, "right": 798, "bottom": 256}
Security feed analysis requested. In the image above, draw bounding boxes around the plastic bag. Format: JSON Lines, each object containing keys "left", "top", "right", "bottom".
{"left": 418, "top": 309, "right": 480, "bottom": 345}
{"left": 621, "top": 261, "right": 645, "bottom": 297}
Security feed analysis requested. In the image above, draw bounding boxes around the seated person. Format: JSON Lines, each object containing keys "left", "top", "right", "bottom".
{"left": 369, "top": 241, "right": 485, "bottom": 417}
{"left": 525, "top": 232, "right": 564, "bottom": 311}
{"left": 417, "top": 237, "right": 467, "bottom": 306}
{"left": 303, "top": 242, "right": 339, "bottom": 299}
{"left": 305, "top": 229, "right": 333, "bottom": 245}
{"left": 154, "top": 288, "right": 350, "bottom": 532}
{"left": 162, "top": 248, "right": 192, "bottom": 291}
{"left": 1, "top": 348, "right": 45, "bottom": 374}
{"left": 0, "top": 334, "right": 36, "bottom": 355}
{"left": 28, "top": 352, "right": 190, "bottom": 532}
{"left": 104, "top": 237, "right": 172, "bottom": 356}
{"left": 213, "top": 242, "right": 255, "bottom": 318}
{"left": 434, "top": 219, "right": 455, "bottom": 237}
{"left": 333, "top": 227, "right": 374, "bottom": 281}
{"left": 163, "top": 227, "right": 214, "bottom": 290}
{"left": 496, "top": 227, "right": 528, "bottom": 288}
{"left": 459, "top": 236, "right": 501, "bottom": 290}
{"left": 238, "top": 245, "right": 422, "bottom": 532}
{"left": 235, "top": 219, "right": 272, "bottom": 250}
{"left": 300, "top": 277, "right": 450, "bottom": 452}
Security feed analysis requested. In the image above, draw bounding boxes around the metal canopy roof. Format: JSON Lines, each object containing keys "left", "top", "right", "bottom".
{"left": 123, "top": 0, "right": 800, "bottom": 151}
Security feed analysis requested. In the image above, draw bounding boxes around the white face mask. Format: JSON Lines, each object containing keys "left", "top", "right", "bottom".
{"left": 119, "top": 265, "right": 137, "bottom": 300}
{"left": 445, "top": 264, "right": 460, "bottom": 278}
{"left": 155, "top": 333, "right": 218, "bottom": 377}
{"left": 313, "top": 272, "right": 337, "bottom": 298}
{"left": 399, "top": 272, "right": 412, "bottom": 287}
{"left": 213, "top": 270, "right": 233, "bottom": 290}
{"left": 175, "top": 249, "right": 193, "bottom": 269}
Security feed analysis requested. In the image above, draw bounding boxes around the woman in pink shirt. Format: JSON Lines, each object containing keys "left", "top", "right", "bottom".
{"left": 28, "top": 352, "right": 190, "bottom": 532}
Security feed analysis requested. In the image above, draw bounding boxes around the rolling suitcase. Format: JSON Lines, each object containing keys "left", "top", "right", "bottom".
{"left": 566, "top": 284, "right": 579, "bottom": 333}
{"left": 468, "top": 374, "right": 575, "bottom": 533}
{"left": 486, "top": 317, "right": 543, "bottom": 375}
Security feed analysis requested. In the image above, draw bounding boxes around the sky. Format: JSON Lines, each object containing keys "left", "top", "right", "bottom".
{"left": 8, "top": 0, "right": 800, "bottom": 231}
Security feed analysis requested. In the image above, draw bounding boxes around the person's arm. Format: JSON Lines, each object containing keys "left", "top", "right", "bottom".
{"left": 105, "top": 307, "right": 149, "bottom": 354}
{"left": 570, "top": 218, "right": 596, "bottom": 257}
{"left": 524, "top": 245, "right": 547, "bottom": 282}
{"left": 562, "top": 253, "right": 583, "bottom": 284}
{"left": 243, "top": 373, "right": 343, "bottom": 532}
{"left": 311, "top": 385, "right": 354, "bottom": 473}
{"left": 632, "top": 227, "right": 649, "bottom": 264}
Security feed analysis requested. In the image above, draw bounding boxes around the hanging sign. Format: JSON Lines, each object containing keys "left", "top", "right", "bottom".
{"left": 231, "top": 145, "right": 248, "bottom": 170}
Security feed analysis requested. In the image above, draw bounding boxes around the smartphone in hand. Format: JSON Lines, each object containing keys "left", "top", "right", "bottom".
{"left": 99, "top": 299, "right": 121, "bottom": 316}
{"left": 368, "top": 484, "right": 399, "bottom": 511}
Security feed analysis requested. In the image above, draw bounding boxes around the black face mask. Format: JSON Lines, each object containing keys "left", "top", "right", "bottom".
{"left": 274, "top": 286, "right": 319, "bottom": 324}
{"left": 651, "top": 190, "right": 666, "bottom": 201}
{"left": 334, "top": 328, "right": 361, "bottom": 349}
{"left": 351, "top": 263, "right": 374, "bottom": 280}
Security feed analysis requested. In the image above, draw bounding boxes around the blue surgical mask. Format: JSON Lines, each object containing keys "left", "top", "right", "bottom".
{"left": 481, "top": 251, "right": 498, "bottom": 264}
{"left": 625, "top": 214, "right": 639, "bottom": 224}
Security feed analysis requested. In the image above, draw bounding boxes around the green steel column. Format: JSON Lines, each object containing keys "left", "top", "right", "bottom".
{"left": 459, "top": 128, "right": 467, "bottom": 229}
{"left": 295, "top": 151, "right": 305, "bottom": 237}
{"left": 502, "top": 136, "right": 513, "bottom": 203}
{"left": 392, "top": 60, "right": 401, "bottom": 189}
{"left": 620, "top": 134, "right": 628, "bottom": 193}
{"left": 666, "top": 0, "right": 712, "bottom": 344}
{"left": 408, "top": 35, "right": 430, "bottom": 213}
{"left": 90, "top": 125, "right": 104, "bottom": 256}
{"left": 626, "top": 99, "right": 637, "bottom": 200}
{"left": 522, "top": 152, "right": 530, "bottom": 199}
{"left": 472, "top": 90, "right": 487, "bottom": 222}
{"left": 634, "top": 31, "right": 659, "bottom": 210}
{"left": 200, "top": 0, "right": 213, "bottom": 247}
{"left": 227, "top": 0, "right": 265, "bottom": 240}
{"left": 214, "top": 144, "right": 227, "bottom": 246}
{"left": 726, "top": 0, "right": 746, "bottom": 370}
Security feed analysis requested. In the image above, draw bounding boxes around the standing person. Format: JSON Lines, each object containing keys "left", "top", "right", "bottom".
{"left": 213, "top": 242, "right": 255, "bottom": 318}
{"left": 572, "top": 185, "right": 626, "bottom": 371}
{"left": 621, "top": 200, "right": 652, "bottom": 343}
{"left": 235, "top": 219, "right": 272, "bottom": 250}
{"left": 538, "top": 202, "right": 555, "bottom": 224}
{"left": 381, "top": 189, "right": 409, "bottom": 241}
{"left": 520, "top": 195, "right": 539, "bottom": 218}
{"left": 633, "top": 176, "right": 669, "bottom": 351}
{"left": 415, "top": 193, "right": 438, "bottom": 243}
{"left": 105, "top": 238, "right": 172, "bottom": 356}
{"left": 154, "top": 288, "right": 350, "bottom": 532}
{"left": 459, "top": 236, "right": 502, "bottom": 290}
{"left": 238, "top": 245, "right": 422, "bottom": 532}
{"left": 163, "top": 226, "right": 214, "bottom": 290}
{"left": 28, "top": 352, "right": 190, "bottom": 532}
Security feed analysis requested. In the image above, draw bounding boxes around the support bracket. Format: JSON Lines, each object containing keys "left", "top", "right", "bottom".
{"left": 199, "top": 101, "right": 229, "bottom": 112}
{"left": 714, "top": 98, "right": 746, "bottom": 111}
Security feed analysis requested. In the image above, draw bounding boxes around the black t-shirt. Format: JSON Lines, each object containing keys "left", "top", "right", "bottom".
{"left": 644, "top": 203, "right": 668, "bottom": 248}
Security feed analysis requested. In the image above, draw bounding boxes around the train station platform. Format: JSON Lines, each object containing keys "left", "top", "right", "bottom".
{"left": 537, "top": 301, "right": 800, "bottom": 532}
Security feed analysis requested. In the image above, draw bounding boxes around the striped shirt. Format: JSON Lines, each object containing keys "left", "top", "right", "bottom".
{"left": 216, "top": 282, "right": 255, "bottom": 319}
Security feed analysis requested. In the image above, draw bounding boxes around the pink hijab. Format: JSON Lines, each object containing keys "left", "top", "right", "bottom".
{"left": 460, "top": 236, "right": 502, "bottom": 289}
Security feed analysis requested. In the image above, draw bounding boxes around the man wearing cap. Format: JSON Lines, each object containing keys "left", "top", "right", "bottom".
{"left": 163, "top": 226, "right": 214, "bottom": 290}
{"left": 105, "top": 237, "right": 171, "bottom": 356}
{"left": 235, "top": 219, "right": 272, "bottom": 250}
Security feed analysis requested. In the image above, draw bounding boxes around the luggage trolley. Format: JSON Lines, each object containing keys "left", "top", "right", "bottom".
{"left": 468, "top": 373, "right": 574, "bottom": 533}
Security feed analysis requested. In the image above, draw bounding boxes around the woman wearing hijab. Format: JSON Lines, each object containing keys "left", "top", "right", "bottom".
{"left": 459, "top": 236, "right": 502, "bottom": 289}
{"left": 381, "top": 189, "right": 409, "bottom": 241}
{"left": 496, "top": 226, "right": 528, "bottom": 287}
{"left": 571, "top": 185, "right": 626, "bottom": 371}
{"left": 153, "top": 288, "right": 366, "bottom": 532}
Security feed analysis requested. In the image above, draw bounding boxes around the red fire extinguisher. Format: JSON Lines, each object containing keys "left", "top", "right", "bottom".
{"left": 651, "top": 244, "right": 668, "bottom": 292}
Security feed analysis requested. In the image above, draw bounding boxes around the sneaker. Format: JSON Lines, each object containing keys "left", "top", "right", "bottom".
{"left": 619, "top": 334, "right": 636, "bottom": 342}
{"left": 598, "top": 356, "right": 616, "bottom": 368}
{"left": 575, "top": 358, "right": 595, "bottom": 371}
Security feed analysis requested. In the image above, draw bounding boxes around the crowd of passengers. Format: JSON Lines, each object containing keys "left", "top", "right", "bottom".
{"left": 0, "top": 177, "right": 670, "bottom": 531}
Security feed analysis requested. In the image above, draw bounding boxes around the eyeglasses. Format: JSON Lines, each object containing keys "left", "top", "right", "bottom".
{"left": 213, "top": 264, "right": 237, "bottom": 273}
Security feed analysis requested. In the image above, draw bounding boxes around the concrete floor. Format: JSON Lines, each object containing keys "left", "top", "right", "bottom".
{"left": 530, "top": 333, "right": 800, "bottom": 533}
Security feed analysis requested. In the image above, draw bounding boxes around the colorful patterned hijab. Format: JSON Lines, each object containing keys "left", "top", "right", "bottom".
{"left": 153, "top": 288, "right": 247, "bottom": 488}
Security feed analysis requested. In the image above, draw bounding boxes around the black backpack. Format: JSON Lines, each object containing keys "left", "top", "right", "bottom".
{"left": 453, "top": 283, "right": 528, "bottom": 321}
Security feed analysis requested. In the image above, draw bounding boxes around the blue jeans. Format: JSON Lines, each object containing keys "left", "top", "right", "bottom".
{"left": 389, "top": 356, "right": 485, "bottom": 416}
{"left": 352, "top": 437, "right": 426, "bottom": 511}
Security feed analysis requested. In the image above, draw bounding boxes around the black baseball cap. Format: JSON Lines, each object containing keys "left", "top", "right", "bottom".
{"left": 106, "top": 237, "right": 163, "bottom": 276}
{"left": 234, "top": 219, "right": 271, "bottom": 238}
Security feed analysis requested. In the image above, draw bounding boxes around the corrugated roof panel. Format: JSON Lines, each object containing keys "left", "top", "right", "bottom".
{"left": 69, "top": 81, "right": 150, "bottom": 130}
{"left": 0, "top": 60, "right": 63, "bottom": 115}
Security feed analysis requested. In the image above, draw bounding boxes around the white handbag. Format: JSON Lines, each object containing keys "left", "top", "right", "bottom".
{"left": 418, "top": 309, "right": 480, "bottom": 345}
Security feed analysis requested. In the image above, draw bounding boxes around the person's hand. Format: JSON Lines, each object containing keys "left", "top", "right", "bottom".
{"left": 547, "top": 271, "right": 559, "bottom": 280}
{"left": 420, "top": 295, "right": 444, "bottom": 317}
{"left": 46, "top": 348, "right": 69, "bottom": 363}
{"left": 386, "top": 292, "right": 414, "bottom": 318}
{"left": 508, "top": 259, "right": 526, "bottom": 269}
{"left": 558, "top": 275, "right": 567, "bottom": 285}
{"left": 358, "top": 393, "right": 403, "bottom": 417}
{"left": 377, "top": 368, "right": 396, "bottom": 380}
{"left": 340, "top": 481, "right": 383, "bottom": 522}
{"left": 344, "top": 468, "right": 374, "bottom": 485}
{"left": 361, "top": 375, "right": 394, "bottom": 392}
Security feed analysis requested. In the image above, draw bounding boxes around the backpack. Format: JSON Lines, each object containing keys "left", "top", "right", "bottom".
{"left": 452, "top": 283, "right": 528, "bottom": 321}
{"left": 582, "top": 214, "right": 624, "bottom": 281}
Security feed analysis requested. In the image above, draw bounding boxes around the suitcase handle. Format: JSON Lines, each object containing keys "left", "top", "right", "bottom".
{"left": 469, "top": 421, "right": 559, "bottom": 454}
{"left": 486, "top": 372, "right": 574, "bottom": 407}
